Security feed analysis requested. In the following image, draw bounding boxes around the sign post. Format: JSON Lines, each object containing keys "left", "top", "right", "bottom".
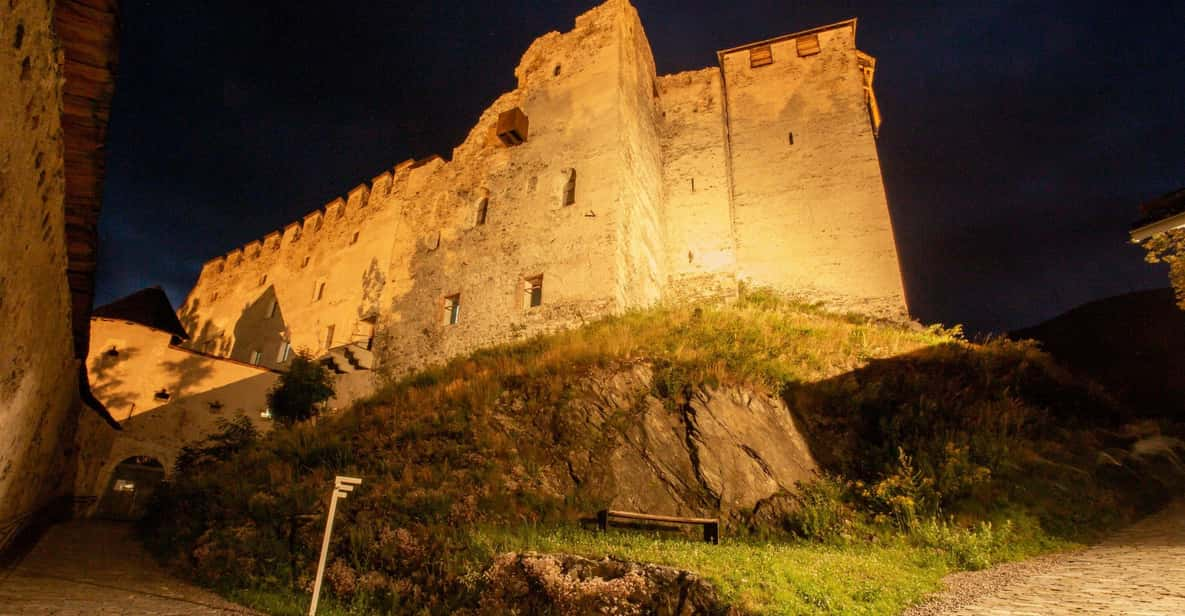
{"left": 308, "top": 475, "right": 362, "bottom": 616}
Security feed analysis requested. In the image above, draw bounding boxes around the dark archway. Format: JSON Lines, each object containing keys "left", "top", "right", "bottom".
{"left": 95, "top": 456, "right": 165, "bottom": 520}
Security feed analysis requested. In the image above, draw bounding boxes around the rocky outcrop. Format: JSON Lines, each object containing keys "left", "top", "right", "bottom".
{"left": 494, "top": 363, "right": 818, "bottom": 527}
{"left": 478, "top": 552, "right": 733, "bottom": 616}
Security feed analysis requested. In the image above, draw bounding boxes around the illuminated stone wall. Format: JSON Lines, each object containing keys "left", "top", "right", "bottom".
{"left": 178, "top": 1, "right": 907, "bottom": 382}
{"left": 0, "top": 0, "right": 79, "bottom": 550}
{"left": 720, "top": 23, "right": 907, "bottom": 319}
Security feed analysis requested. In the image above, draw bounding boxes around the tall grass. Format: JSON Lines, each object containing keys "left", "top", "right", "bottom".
{"left": 139, "top": 291, "right": 1180, "bottom": 615}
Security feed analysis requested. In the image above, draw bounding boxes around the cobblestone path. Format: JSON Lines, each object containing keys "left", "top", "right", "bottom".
{"left": 940, "top": 500, "right": 1185, "bottom": 615}
{"left": 0, "top": 520, "right": 257, "bottom": 615}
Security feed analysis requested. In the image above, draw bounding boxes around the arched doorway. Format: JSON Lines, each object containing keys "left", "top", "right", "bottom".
{"left": 95, "top": 456, "right": 165, "bottom": 520}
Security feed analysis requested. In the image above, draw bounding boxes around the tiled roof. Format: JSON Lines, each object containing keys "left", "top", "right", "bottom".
{"left": 93, "top": 287, "right": 190, "bottom": 340}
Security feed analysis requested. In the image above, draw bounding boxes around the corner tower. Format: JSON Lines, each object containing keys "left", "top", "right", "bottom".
{"left": 717, "top": 20, "right": 907, "bottom": 318}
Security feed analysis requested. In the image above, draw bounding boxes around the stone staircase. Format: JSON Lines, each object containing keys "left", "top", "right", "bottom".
{"left": 321, "top": 342, "right": 375, "bottom": 374}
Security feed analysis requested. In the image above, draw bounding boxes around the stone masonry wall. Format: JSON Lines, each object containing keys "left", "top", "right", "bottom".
{"left": 0, "top": 0, "right": 81, "bottom": 550}
{"left": 178, "top": 3, "right": 910, "bottom": 388}
{"left": 658, "top": 68, "right": 738, "bottom": 302}
{"left": 721, "top": 22, "right": 907, "bottom": 319}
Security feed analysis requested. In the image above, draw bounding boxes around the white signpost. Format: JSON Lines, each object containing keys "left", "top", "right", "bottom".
{"left": 308, "top": 475, "right": 362, "bottom": 616}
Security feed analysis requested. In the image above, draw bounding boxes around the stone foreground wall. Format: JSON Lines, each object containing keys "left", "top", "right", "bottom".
{"left": 0, "top": 0, "right": 82, "bottom": 551}
{"left": 179, "top": 1, "right": 908, "bottom": 384}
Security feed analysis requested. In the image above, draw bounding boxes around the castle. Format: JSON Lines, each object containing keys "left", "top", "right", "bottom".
{"left": 176, "top": 0, "right": 907, "bottom": 378}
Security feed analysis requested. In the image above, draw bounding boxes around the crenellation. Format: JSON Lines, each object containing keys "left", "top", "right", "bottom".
{"left": 345, "top": 183, "right": 369, "bottom": 212}
{"left": 176, "top": 1, "right": 907, "bottom": 383}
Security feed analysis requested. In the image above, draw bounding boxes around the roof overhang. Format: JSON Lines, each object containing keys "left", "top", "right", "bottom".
{"left": 1131, "top": 211, "right": 1185, "bottom": 243}
{"left": 716, "top": 18, "right": 858, "bottom": 62}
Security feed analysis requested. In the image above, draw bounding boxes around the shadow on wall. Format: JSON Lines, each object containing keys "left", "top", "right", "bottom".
{"left": 78, "top": 370, "right": 279, "bottom": 516}
{"left": 89, "top": 345, "right": 141, "bottom": 415}
{"left": 231, "top": 286, "right": 289, "bottom": 366}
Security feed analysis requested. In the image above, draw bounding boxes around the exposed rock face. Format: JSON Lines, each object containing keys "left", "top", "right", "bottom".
{"left": 497, "top": 363, "right": 818, "bottom": 526}
{"left": 479, "top": 552, "right": 732, "bottom": 616}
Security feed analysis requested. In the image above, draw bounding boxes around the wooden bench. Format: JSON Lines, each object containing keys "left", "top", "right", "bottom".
{"left": 596, "top": 509, "right": 720, "bottom": 544}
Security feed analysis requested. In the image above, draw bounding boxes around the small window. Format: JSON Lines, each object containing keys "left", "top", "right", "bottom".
{"left": 350, "top": 231, "right": 360, "bottom": 245}
{"left": 249, "top": 350, "right": 262, "bottom": 365}
{"left": 796, "top": 34, "right": 821, "bottom": 57}
{"left": 750, "top": 45, "right": 773, "bottom": 68}
{"left": 154, "top": 388, "right": 171, "bottom": 401}
{"left": 325, "top": 324, "right": 336, "bottom": 349}
{"left": 523, "top": 276, "right": 543, "bottom": 309}
{"left": 314, "top": 281, "right": 325, "bottom": 301}
{"left": 105, "top": 346, "right": 119, "bottom": 357}
{"left": 554, "top": 64, "right": 562, "bottom": 77}
{"left": 259, "top": 274, "right": 267, "bottom": 286}
{"left": 302, "top": 256, "right": 311, "bottom": 269}
{"left": 475, "top": 197, "right": 489, "bottom": 226}
{"left": 266, "top": 299, "right": 278, "bottom": 318}
{"left": 562, "top": 169, "right": 576, "bottom": 207}
{"left": 788, "top": 132, "right": 794, "bottom": 145}
{"left": 277, "top": 342, "right": 291, "bottom": 363}
{"left": 210, "top": 291, "right": 218, "bottom": 302}
{"left": 443, "top": 294, "right": 461, "bottom": 325}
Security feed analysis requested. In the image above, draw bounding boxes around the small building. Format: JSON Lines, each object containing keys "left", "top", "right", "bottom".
{"left": 1130, "top": 188, "right": 1185, "bottom": 242}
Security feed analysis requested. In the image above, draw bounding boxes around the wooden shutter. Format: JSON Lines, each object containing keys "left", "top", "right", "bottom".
{"left": 797, "top": 34, "right": 821, "bottom": 57}
{"left": 749, "top": 45, "right": 773, "bottom": 68}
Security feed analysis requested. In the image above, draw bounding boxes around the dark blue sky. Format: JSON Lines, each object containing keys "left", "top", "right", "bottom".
{"left": 96, "top": 0, "right": 1185, "bottom": 333}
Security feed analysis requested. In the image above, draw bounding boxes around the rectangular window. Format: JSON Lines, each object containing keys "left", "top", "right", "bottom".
{"left": 796, "top": 34, "right": 821, "bottom": 57}
{"left": 523, "top": 276, "right": 543, "bottom": 309}
{"left": 259, "top": 274, "right": 267, "bottom": 286}
{"left": 562, "top": 169, "right": 576, "bottom": 207}
{"left": 314, "top": 281, "right": 325, "bottom": 301}
{"left": 750, "top": 45, "right": 773, "bottom": 68}
{"left": 350, "top": 231, "right": 360, "bottom": 245}
{"left": 278, "top": 342, "right": 291, "bottom": 363}
{"left": 443, "top": 294, "right": 461, "bottom": 325}
{"left": 475, "top": 198, "right": 489, "bottom": 225}
{"left": 249, "top": 350, "right": 262, "bottom": 365}
{"left": 325, "top": 324, "right": 335, "bottom": 349}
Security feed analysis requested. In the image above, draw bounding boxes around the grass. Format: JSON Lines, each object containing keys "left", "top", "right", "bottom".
{"left": 475, "top": 526, "right": 950, "bottom": 615}
{"left": 473, "top": 521, "right": 1081, "bottom": 615}
{"left": 139, "top": 290, "right": 1178, "bottom": 614}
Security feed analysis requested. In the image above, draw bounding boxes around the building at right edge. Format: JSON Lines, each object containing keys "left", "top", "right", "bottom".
{"left": 176, "top": 1, "right": 908, "bottom": 379}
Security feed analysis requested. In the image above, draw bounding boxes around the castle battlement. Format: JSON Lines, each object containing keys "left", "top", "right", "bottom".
{"left": 180, "top": 0, "right": 907, "bottom": 377}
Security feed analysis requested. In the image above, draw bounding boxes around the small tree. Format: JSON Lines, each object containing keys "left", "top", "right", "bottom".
{"left": 1140, "top": 228, "right": 1185, "bottom": 310}
{"left": 267, "top": 351, "right": 335, "bottom": 425}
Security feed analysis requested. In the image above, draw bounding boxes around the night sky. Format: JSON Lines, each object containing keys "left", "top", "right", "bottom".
{"left": 96, "top": 0, "right": 1185, "bottom": 334}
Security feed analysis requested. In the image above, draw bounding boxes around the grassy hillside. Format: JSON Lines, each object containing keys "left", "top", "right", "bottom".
{"left": 1012, "top": 288, "right": 1185, "bottom": 418}
{"left": 141, "top": 291, "right": 1184, "bottom": 615}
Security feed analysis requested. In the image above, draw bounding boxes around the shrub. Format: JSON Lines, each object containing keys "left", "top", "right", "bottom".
{"left": 268, "top": 351, "right": 335, "bottom": 425}
{"left": 782, "top": 476, "right": 860, "bottom": 543}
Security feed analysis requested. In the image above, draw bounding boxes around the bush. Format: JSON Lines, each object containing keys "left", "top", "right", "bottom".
{"left": 268, "top": 351, "right": 335, "bottom": 425}
{"left": 782, "top": 476, "right": 860, "bottom": 543}
{"left": 912, "top": 518, "right": 1014, "bottom": 570}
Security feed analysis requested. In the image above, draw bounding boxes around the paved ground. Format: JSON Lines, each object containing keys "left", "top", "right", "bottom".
{"left": 0, "top": 520, "right": 257, "bottom": 615}
{"left": 910, "top": 499, "right": 1185, "bottom": 615}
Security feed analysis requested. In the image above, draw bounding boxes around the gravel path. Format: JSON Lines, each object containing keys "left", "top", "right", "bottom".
{"left": 905, "top": 499, "right": 1185, "bottom": 615}
{"left": 0, "top": 520, "right": 258, "bottom": 615}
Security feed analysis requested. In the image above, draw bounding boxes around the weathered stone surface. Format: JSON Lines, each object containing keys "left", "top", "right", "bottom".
{"left": 499, "top": 363, "right": 819, "bottom": 525}
{"left": 175, "top": 0, "right": 907, "bottom": 389}
{"left": 479, "top": 552, "right": 733, "bottom": 616}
